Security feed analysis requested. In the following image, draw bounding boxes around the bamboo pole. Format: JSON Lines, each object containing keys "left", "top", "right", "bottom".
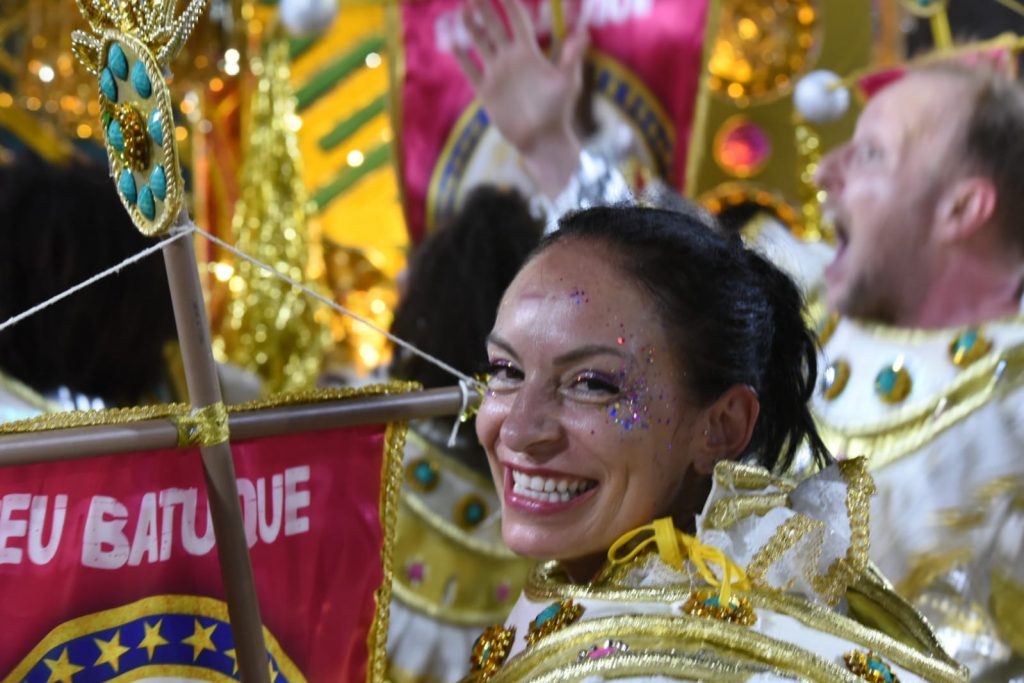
{"left": 162, "top": 231, "right": 271, "bottom": 683}
{"left": 0, "top": 386, "right": 469, "bottom": 465}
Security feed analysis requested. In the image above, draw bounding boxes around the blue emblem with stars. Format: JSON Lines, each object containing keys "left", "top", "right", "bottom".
{"left": 4, "top": 595, "right": 305, "bottom": 682}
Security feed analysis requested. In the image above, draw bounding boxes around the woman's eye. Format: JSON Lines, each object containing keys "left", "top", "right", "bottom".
{"left": 487, "top": 360, "right": 523, "bottom": 384}
{"left": 568, "top": 372, "right": 621, "bottom": 397}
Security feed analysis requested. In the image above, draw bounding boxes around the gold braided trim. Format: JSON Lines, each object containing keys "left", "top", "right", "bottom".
{"left": 991, "top": 566, "right": 1024, "bottom": 657}
{"left": 713, "top": 460, "right": 796, "bottom": 493}
{"left": 0, "top": 383, "right": 421, "bottom": 436}
{"left": 815, "top": 344, "right": 1024, "bottom": 470}
{"left": 810, "top": 458, "right": 874, "bottom": 606}
{"left": 173, "top": 402, "right": 229, "bottom": 447}
{"left": 745, "top": 513, "right": 827, "bottom": 587}
{"left": 703, "top": 492, "right": 791, "bottom": 530}
{"left": 0, "top": 403, "right": 187, "bottom": 434}
{"left": 368, "top": 420, "right": 408, "bottom": 683}
{"left": 491, "top": 614, "right": 859, "bottom": 683}
{"left": 524, "top": 552, "right": 965, "bottom": 679}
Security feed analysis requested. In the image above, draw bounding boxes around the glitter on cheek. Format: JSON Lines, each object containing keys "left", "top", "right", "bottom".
{"left": 616, "top": 336, "right": 624, "bottom": 345}
{"left": 608, "top": 372, "right": 651, "bottom": 432}
{"left": 570, "top": 287, "right": 589, "bottom": 305}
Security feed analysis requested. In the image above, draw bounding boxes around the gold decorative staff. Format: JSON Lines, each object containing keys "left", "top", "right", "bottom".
{"left": 71, "top": 1, "right": 270, "bottom": 681}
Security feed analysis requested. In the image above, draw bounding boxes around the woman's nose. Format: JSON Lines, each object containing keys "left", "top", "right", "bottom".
{"left": 498, "top": 382, "right": 565, "bottom": 459}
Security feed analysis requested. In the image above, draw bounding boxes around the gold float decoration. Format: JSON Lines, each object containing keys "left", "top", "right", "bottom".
{"left": 707, "top": 0, "right": 821, "bottom": 105}
{"left": 215, "top": 36, "right": 328, "bottom": 395}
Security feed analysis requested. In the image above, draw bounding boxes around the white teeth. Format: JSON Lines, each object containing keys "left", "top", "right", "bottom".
{"left": 508, "top": 469, "right": 595, "bottom": 502}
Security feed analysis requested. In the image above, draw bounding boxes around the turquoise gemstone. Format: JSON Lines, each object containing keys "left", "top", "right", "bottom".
{"left": 107, "top": 119, "right": 124, "bottom": 152}
{"left": 138, "top": 185, "right": 156, "bottom": 220}
{"left": 107, "top": 43, "right": 128, "bottom": 79}
{"left": 876, "top": 367, "right": 898, "bottom": 395}
{"left": 465, "top": 502, "right": 484, "bottom": 525}
{"left": 536, "top": 602, "right": 561, "bottom": 627}
{"left": 118, "top": 170, "right": 137, "bottom": 205}
{"left": 868, "top": 658, "right": 893, "bottom": 682}
{"left": 99, "top": 68, "right": 118, "bottom": 102}
{"left": 702, "top": 595, "right": 722, "bottom": 607}
{"left": 414, "top": 462, "right": 436, "bottom": 485}
{"left": 150, "top": 165, "right": 167, "bottom": 200}
{"left": 955, "top": 329, "right": 977, "bottom": 354}
{"left": 480, "top": 643, "right": 491, "bottom": 662}
{"left": 131, "top": 61, "right": 152, "bottom": 99}
{"left": 148, "top": 109, "right": 164, "bottom": 145}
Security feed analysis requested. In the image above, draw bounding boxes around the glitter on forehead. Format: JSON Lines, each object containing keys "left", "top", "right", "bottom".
{"left": 570, "top": 288, "right": 589, "bottom": 305}
{"left": 616, "top": 336, "right": 624, "bottom": 345}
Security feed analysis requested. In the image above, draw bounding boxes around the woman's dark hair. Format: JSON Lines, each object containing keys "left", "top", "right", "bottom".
{"left": 539, "top": 205, "right": 829, "bottom": 474}
{"left": 390, "top": 184, "right": 543, "bottom": 390}
{"left": 0, "top": 154, "right": 177, "bottom": 406}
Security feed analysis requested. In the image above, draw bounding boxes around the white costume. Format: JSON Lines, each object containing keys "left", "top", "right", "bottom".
{"left": 538, "top": 149, "right": 1023, "bottom": 676}
{"left": 463, "top": 460, "right": 967, "bottom": 682}
{"left": 753, "top": 217, "right": 1024, "bottom": 680}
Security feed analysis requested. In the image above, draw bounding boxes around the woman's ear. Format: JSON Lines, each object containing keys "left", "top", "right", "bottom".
{"left": 692, "top": 385, "right": 760, "bottom": 475}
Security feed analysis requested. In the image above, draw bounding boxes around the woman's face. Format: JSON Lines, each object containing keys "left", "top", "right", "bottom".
{"left": 476, "top": 241, "right": 706, "bottom": 569}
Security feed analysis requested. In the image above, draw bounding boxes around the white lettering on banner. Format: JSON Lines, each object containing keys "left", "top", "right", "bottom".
{"left": 128, "top": 492, "right": 160, "bottom": 566}
{"left": 257, "top": 473, "right": 283, "bottom": 543}
{"left": 28, "top": 495, "right": 67, "bottom": 565}
{"left": 0, "top": 464, "right": 312, "bottom": 568}
{"left": 284, "top": 465, "right": 311, "bottom": 536}
{"left": 82, "top": 496, "right": 131, "bottom": 569}
{"left": 0, "top": 493, "right": 31, "bottom": 564}
{"left": 434, "top": 0, "right": 654, "bottom": 54}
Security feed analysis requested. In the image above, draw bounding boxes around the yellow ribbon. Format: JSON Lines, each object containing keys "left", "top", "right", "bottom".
{"left": 607, "top": 517, "right": 751, "bottom": 606}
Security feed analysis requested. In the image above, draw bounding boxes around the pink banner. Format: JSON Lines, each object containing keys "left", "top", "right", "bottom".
{"left": 397, "top": 0, "right": 711, "bottom": 241}
{"left": 0, "top": 424, "right": 391, "bottom": 683}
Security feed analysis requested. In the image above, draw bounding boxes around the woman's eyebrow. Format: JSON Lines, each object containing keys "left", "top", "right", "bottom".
{"left": 552, "top": 345, "right": 630, "bottom": 366}
{"left": 485, "top": 334, "right": 519, "bottom": 361}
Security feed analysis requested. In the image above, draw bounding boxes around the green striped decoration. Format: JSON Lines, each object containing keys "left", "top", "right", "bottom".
{"left": 318, "top": 93, "right": 387, "bottom": 151}
{"left": 312, "top": 142, "right": 393, "bottom": 210}
{"left": 295, "top": 34, "right": 386, "bottom": 112}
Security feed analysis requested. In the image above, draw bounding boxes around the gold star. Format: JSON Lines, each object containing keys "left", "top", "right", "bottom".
{"left": 225, "top": 648, "right": 238, "bottom": 675}
{"left": 182, "top": 619, "right": 218, "bottom": 661}
{"left": 137, "top": 619, "right": 169, "bottom": 660}
{"left": 44, "top": 647, "right": 84, "bottom": 683}
{"left": 94, "top": 630, "right": 131, "bottom": 673}
{"left": 269, "top": 660, "right": 279, "bottom": 682}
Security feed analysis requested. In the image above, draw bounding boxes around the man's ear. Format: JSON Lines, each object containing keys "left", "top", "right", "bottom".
{"left": 691, "top": 385, "right": 760, "bottom": 476}
{"left": 937, "top": 177, "right": 997, "bottom": 243}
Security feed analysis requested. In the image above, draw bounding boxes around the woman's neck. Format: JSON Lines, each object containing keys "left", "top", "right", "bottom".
{"left": 560, "top": 552, "right": 608, "bottom": 584}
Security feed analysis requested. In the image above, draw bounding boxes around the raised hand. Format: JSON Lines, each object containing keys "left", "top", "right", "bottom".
{"left": 455, "top": 0, "right": 587, "bottom": 193}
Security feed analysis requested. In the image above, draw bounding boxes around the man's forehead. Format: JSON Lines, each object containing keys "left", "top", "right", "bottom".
{"left": 858, "top": 73, "right": 967, "bottom": 143}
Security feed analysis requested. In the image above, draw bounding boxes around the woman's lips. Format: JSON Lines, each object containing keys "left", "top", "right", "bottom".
{"left": 502, "top": 465, "right": 599, "bottom": 514}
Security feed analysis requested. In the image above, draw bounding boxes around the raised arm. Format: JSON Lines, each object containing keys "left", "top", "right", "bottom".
{"left": 454, "top": 0, "right": 588, "bottom": 197}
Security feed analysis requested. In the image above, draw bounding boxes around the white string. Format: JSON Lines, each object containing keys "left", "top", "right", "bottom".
{"left": 0, "top": 226, "right": 196, "bottom": 334}
{"left": 447, "top": 378, "right": 473, "bottom": 448}
{"left": 190, "top": 223, "right": 485, "bottom": 391}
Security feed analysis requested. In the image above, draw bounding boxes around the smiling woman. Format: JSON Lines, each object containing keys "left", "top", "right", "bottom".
{"left": 463, "top": 205, "right": 967, "bottom": 683}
